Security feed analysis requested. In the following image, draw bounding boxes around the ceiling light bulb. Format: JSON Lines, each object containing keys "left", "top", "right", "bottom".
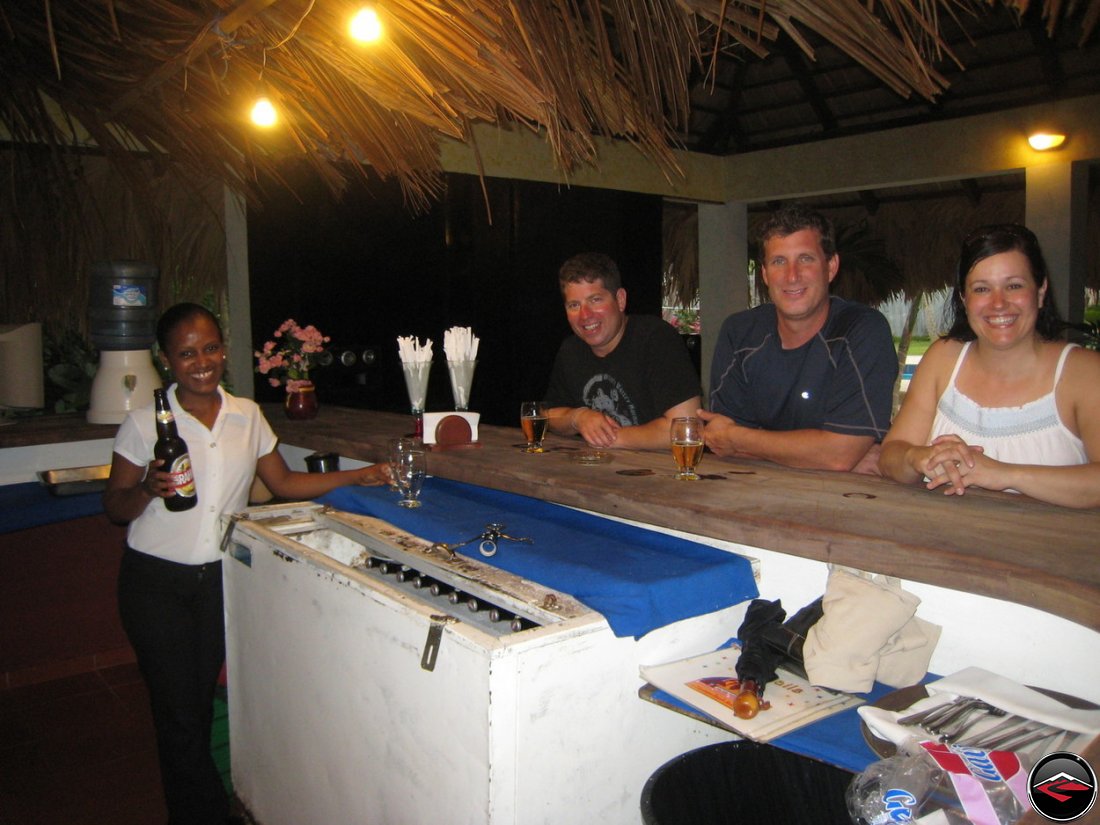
{"left": 251, "top": 97, "right": 277, "bottom": 128}
{"left": 350, "top": 7, "right": 383, "bottom": 42}
{"left": 1028, "top": 132, "right": 1066, "bottom": 151}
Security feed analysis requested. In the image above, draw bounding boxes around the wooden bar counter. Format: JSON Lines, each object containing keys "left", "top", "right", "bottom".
{"left": 275, "top": 407, "right": 1100, "bottom": 820}
{"left": 266, "top": 405, "right": 1100, "bottom": 636}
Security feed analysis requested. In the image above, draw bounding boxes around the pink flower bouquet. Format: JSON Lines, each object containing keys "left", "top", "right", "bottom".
{"left": 255, "top": 318, "right": 329, "bottom": 389}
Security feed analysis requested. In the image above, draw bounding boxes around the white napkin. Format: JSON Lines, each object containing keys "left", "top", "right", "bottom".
{"left": 397, "top": 335, "right": 433, "bottom": 363}
{"left": 859, "top": 666, "right": 1100, "bottom": 750}
{"left": 928, "top": 667, "right": 1100, "bottom": 735}
{"left": 443, "top": 326, "right": 478, "bottom": 362}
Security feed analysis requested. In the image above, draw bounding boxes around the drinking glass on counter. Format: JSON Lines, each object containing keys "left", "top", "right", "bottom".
{"left": 388, "top": 437, "right": 420, "bottom": 490}
{"left": 392, "top": 442, "right": 427, "bottom": 508}
{"left": 519, "top": 401, "right": 549, "bottom": 453}
{"left": 670, "top": 416, "right": 704, "bottom": 480}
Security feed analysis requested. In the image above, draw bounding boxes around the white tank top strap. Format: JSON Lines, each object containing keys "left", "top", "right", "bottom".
{"left": 946, "top": 340, "right": 971, "bottom": 387}
{"left": 1052, "top": 342, "right": 1079, "bottom": 388}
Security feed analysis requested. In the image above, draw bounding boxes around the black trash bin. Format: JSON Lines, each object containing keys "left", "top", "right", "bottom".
{"left": 641, "top": 741, "right": 853, "bottom": 825}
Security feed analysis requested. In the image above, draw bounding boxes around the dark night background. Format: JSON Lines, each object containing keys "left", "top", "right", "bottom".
{"left": 248, "top": 167, "right": 664, "bottom": 427}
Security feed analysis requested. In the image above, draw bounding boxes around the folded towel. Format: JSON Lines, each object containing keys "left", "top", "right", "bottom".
{"left": 804, "top": 566, "right": 922, "bottom": 692}
{"left": 877, "top": 615, "right": 942, "bottom": 688}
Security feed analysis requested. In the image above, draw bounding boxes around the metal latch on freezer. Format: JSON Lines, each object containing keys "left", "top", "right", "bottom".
{"left": 421, "top": 615, "right": 458, "bottom": 671}
{"left": 220, "top": 513, "right": 251, "bottom": 565}
{"left": 428, "top": 522, "right": 533, "bottom": 558}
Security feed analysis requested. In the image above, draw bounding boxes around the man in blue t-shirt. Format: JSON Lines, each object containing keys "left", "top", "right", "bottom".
{"left": 701, "top": 205, "right": 896, "bottom": 472}
{"left": 546, "top": 253, "right": 701, "bottom": 450}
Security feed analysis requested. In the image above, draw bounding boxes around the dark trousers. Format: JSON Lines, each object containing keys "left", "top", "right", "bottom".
{"left": 118, "top": 548, "right": 229, "bottom": 825}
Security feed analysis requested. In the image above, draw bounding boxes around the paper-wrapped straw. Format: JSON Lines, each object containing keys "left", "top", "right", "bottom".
{"left": 443, "top": 326, "right": 479, "bottom": 362}
{"left": 397, "top": 335, "right": 434, "bottom": 363}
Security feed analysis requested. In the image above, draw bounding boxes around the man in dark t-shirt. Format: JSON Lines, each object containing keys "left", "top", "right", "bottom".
{"left": 545, "top": 253, "right": 700, "bottom": 450}
{"left": 701, "top": 206, "right": 896, "bottom": 472}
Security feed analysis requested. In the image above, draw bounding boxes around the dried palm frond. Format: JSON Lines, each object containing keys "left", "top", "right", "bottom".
{"left": 832, "top": 220, "right": 905, "bottom": 307}
{"left": 1, "top": 0, "right": 1095, "bottom": 327}
{"left": 2, "top": 0, "right": 1092, "bottom": 210}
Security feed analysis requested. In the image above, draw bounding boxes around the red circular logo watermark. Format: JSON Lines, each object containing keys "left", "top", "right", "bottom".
{"left": 1027, "top": 751, "right": 1097, "bottom": 822}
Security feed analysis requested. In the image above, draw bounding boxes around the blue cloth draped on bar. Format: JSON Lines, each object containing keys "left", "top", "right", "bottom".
{"left": 1, "top": 482, "right": 105, "bottom": 534}
{"left": 318, "top": 477, "right": 758, "bottom": 639}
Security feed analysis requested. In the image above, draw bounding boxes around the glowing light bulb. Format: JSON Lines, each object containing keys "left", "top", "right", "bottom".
{"left": 1027, "top": 132, "right": 1066, "bottom": 151}
{"left": 251, "top": 96, "right": 277, "bottom": 128}
{"left": 350, "top": 7, "right": 383, "bottom": 42}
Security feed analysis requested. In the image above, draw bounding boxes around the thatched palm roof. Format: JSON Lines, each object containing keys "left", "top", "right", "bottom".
{"left": 3, "top": 0, "right": 1094, "bottom": 210}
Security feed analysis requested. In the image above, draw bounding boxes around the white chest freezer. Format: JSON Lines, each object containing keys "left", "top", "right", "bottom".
{"left": 222, "top": 502, "right": 753, "bottom": 825}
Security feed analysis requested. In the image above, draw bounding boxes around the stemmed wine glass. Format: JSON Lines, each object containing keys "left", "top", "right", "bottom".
{"left": 670, "top": 416, "right": 704, "bottom": 480}
{"left": 391, "top": 442, "right": 427, "bottom": 507}
{"left": 388, "top": 437, "right": 420, "bottom": 490}
{"left": 519, "top": 401, "right": 549, "bottom": 453}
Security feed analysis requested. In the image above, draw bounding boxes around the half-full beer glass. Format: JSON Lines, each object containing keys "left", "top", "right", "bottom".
{"left": 519, "top": 401, "right": 549, "bottom": 453}
{"left": 670, "top": 416, "right": 704, "bottom": 480}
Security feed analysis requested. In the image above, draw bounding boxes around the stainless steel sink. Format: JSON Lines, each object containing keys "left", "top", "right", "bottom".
{"left": 38, "top": 464, "right": 111, "bottom": 496}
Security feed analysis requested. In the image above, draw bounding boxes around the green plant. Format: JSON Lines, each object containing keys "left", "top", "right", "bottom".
{"left": 1066, "top": 319, "right": 1100, "bottom": 351}
{"left": 43, "top": 329, "right": 98, "bottom": 413}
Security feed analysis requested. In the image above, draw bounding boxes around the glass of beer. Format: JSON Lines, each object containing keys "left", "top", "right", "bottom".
{"left": 670, "top": 416, "right": 704, "bottom": 480}
{"left": 520, "top": 401, "right": 549, "bottom": 453}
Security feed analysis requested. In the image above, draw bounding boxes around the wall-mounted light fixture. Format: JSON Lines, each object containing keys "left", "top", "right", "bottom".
{"left": 1027, "top": 132, "right": 1066, "bottom": 151}
{"left": 350, "top": 7, "right": 383, "bottom": 42}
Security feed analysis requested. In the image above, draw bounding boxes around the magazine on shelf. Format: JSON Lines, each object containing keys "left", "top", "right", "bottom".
{"left": 640, "top": 643, "right": 864, "bottom": 742}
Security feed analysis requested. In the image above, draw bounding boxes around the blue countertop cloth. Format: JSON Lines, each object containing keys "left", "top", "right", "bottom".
{"left": 318, "top": 477, "right": 758, "bottom": 639}
{"left": 1, "top": 482, "right": 105, "bottom": 534}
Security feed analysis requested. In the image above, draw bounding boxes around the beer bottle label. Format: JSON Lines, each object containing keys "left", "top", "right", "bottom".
{"left": 168, "top": 455, "right": 196, "bottom": 498}
{"left": 156, "top": 409, "right": 175, "bottom": 425}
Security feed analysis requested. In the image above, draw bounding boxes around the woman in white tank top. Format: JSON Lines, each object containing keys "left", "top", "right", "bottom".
{"left": 879, "top": 224, "right": 1100, "bottom": 508}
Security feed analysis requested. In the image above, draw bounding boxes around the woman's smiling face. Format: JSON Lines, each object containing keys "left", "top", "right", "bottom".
{"left": 159, "top": 313, "right": 225, "bottom": 399}
{"left": 963, "top": 249, "right": 1047, "bottom": 347}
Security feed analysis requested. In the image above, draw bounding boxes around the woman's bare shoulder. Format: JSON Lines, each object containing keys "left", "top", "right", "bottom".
{"left": 916, "top": 337, "right": 963, "bottom": 373}
{"left": 1061, "top": 343, "right": 1100, "bottom": 386}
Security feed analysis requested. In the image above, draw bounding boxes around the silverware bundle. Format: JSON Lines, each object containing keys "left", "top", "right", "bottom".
{"left": 896, "top": 696, "right": 1080, "bottom": 755}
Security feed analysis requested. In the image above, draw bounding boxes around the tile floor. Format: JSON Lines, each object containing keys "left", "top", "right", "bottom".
{"left": 0, "top": 663, "right": 167, "bottom": 825}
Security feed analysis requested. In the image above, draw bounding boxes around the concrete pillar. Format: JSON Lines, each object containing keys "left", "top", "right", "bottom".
{"left": 698, "top": 200, "right": 748, "bottom": 401}
{"left": 1025, "top": 161, "right": 1089, "bottom": 325}
{"left": 224, "top": 186, "right": 255, "bottom": 399}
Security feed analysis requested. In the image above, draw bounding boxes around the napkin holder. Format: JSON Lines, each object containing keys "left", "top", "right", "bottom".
{"left": 423, "top": 411, "right": 480, "bottom": 450}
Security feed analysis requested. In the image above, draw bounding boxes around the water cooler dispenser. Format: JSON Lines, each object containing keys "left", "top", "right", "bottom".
{"left": 86, "top": 261, "right": 164, "bottom": 424}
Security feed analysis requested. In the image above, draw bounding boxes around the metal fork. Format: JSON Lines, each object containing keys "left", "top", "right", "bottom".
{"left": 898, "top": 696, "right": 979, "bottom": 728}
{"left": 936, "top": 703, "right": 1006, "bottom": 742}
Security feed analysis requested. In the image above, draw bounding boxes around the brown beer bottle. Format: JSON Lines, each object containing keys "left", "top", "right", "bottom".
{"left": 153, "top": 389, "right": 197, "bottom": 512}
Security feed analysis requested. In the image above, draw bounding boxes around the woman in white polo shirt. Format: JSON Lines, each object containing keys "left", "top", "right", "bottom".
{"left": 104, "top": 303, "right": 389, "bottom": 825}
